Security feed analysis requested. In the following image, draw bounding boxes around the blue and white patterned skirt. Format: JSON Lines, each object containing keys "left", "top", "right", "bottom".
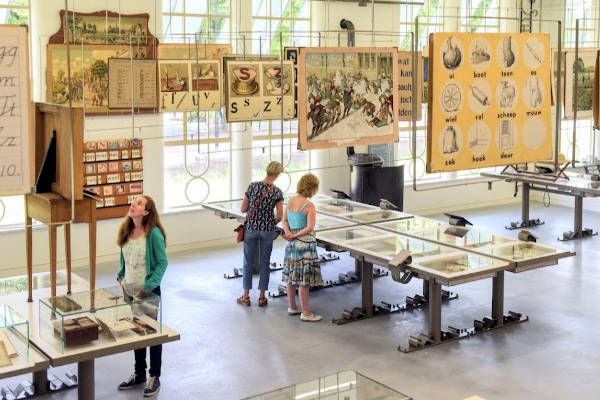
{"left": 282, "top": 231, "right": 323, "bottom": 287}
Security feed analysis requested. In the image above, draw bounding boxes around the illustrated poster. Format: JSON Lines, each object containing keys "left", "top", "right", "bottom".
{"left": 427, "top": 33, "right": 552, "bottom": 172}
{"left": 108, "top": 58, "right": 157, "bottom": 109}
{"left": 564, "top": 48, "right": 598, "bottom": 119}
{"left": 297, "top": 47, "right": 399, "bottom": 150}
{"left": 158, "top": 59, "right": 220, "bottom": 112}
{"left": 397, "top": 51, "right": 423, "bottom": 121}
{"left": 225, "top": 60, "right": 295, "bottom": 122}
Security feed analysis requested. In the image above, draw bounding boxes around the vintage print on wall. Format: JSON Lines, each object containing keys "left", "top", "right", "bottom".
{"left": 158, "top": 60, "right": 221, "bottom": 112}
{"left": 221, "top": 54, "right": 278, "bottom": 105}
{"left": 159, "top": 60, "right": 190, "bottom": 111}
{"left": 564, "top": 48, "right": 597, "bottom": 119}
{"left": 397, "top": 51, "right": 423, "bottom": 121}
{"left": 108, "top": 58, "right": 157, "bottom": 109}
{"left": 226, "top": 60, "right": 295, "bottom": 122}
{"left": 46, "top": 44, "right": 140, "bottom": 114}
{"left": 298, "top": 47, "right": 399, "bottom": 150}
{"left": 49, "top": 10, "right": 157, "bottom": 58}
{"left": 427, "top": 33, "right": 552, "bottom": 173}
{"left": 594, "top": 51, "right": 600, "bottom": 129}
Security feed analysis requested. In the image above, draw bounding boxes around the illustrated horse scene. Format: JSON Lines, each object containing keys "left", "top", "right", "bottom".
{"left": 304, "top": 52, "right": 395, "bottom": 142}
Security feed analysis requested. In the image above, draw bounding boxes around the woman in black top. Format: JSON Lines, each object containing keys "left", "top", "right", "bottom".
{"left": 237, "top": 161, "right": 284, "bottom": 306}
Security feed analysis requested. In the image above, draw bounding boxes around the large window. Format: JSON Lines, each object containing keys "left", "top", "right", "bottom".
{"left": 163, "top": 112, "right": 231, "bottom": 210}
{"left": 252, "top": 0, "right": 311, "bottom": 55}
{"left": 0, "top": 0, "right": 28, "bottom": 25}
{"left": 460, "top": 0, "right": 500, "bottom": 33}
{"left": 162, "top": 0, "right": 231, "bottom": 43}
{"left": 0, "top": 0, "right": 29, "bottom": 229}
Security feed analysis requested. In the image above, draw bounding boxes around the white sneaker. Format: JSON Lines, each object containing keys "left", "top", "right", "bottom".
{"left": 288, "top": 307, "right": 302, "bottom": 315}
{"left": 300, "top": 313, "right": 322, "bottom": 322}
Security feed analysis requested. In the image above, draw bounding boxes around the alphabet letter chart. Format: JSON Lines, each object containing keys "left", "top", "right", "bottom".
{"left": 0, "top": 25, "right": 33, "bottom": 195}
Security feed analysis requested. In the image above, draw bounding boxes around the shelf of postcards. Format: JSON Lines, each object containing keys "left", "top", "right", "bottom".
{"left": 83, "top": 138, "right": 144, "bottom": 218}
{"left": 38, "top": 285, "right": 161, "bottom": 354}
{"left": 0, "top": 305, "right": 30, "bottom": 370}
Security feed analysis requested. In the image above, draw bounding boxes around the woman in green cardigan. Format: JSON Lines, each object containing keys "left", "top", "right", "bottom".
{"left": 116, "top": 195, "right": 167, "bottom": 397}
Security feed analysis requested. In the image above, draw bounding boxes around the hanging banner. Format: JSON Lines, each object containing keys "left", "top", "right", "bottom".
{"left": 427, "top": 33, "right": 552, "bottom": 172}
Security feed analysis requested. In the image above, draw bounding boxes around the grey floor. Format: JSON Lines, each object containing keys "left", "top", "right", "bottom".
{"left": 10, "top": 202, "right": 600, "bottom": 399}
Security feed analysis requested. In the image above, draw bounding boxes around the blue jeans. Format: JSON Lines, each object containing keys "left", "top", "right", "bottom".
{"left": 243, "top": 230, "right": 275, "bottom": 291}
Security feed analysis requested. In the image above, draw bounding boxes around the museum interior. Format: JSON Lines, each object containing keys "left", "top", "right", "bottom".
{"left": 0, "top": 0, "right": 599, "bottom": 398}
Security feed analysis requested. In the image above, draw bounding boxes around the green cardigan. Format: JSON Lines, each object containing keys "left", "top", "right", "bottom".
{"left": 117, "top": 226, "right": 168, "bottom": 291}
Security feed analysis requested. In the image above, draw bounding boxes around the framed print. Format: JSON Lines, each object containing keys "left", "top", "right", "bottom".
{"left": 225, "top": 60, "right": 295, "bottom": 122}
{"left": 108, "top": 58, "right": 158, "bottom": 109}
{"left": 564, "top": 48, "right": 597, "bottom": 119}
{"left": 297, "top": 47, "right": 399, "bottom": 150}
{"left": 157, "top": 43, "right": 232, "bottom": 61}
{"left": 427, "top": 33, "right": 552, "bottom": 172}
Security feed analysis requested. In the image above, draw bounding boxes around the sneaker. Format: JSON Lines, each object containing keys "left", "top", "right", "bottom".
{"left": 300, "top": 313, "right": 322, "bottom": 322}
{"left": 143, "top": 376, "right": 160, "bottom": 397}
{"left": 287, "top": 307, "right": 301, "bottom": 315}
{"left": 118, "top": 373, "right": 146, "bottom": 390}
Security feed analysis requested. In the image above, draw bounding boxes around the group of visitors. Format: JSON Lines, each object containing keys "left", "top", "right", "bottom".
{"left": 236, "top": 161, "right": 323, "bottom": 322}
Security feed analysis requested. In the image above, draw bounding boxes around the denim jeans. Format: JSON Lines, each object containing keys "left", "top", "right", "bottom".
{"left": 243, "top": 230, "right": 275, "bottom": 291}
{"left": 134, "top": 286, "right": 162, "bottom": 377}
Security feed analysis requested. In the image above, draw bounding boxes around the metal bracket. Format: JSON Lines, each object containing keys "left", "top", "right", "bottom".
{"left": 332, "top": 289, "right": 458, "bottom": 325}
{"left": 506, "top": 218, "right": 544, "bottom": 230}
{"left": 559, "top": 228, "right": 597, "bottom": 241}
{"left": 399, "top": 310, "right": 528, "bottom": 353}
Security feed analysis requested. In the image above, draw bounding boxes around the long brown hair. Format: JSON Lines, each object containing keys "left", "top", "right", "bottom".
{"left": 117, "top": 195, "right": 167, "bottom": 247}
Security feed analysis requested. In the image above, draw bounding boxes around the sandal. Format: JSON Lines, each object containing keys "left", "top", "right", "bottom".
{"left": 258, "top": 297, "right": 268, "bottom": 307}
{"left": 236, "top": 295, "right": 251, "bottom": 306}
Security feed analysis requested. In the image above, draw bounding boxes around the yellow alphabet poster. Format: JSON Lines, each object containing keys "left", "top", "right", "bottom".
{"left": 427, "top": 33, "right": 552, "bottom": 173}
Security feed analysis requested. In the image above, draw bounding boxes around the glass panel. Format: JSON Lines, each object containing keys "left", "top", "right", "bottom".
{"left": 342, "top": 210, "right": 413, "bottom": 223}
{"left": 0, "top": 305, "right": 26, "bottom": 328}
{"left": 0, "top": 305, "right": 30, "bottom": 366}
{"left": 417, "top": 253, "right": 500, "bottom": 276}
{"left": 317, "top": 227, "right": 385, "bottom": 242}
{"left": 210, "top": 0, "right": 230, "bottom": 14}
{"left": 186, "top": 16, "right": 206, "bottom": 34}
{"left": 207, "top": 199, "right": 244, "bottom": 211}
{"left": 186, "top": 0, "right": 207, "bottom": 14}
{"left": 253, "top": 0, "right": 268, "bottom": 16}
{"left": 413, "top": 226, "right": 517, "bottom": 248}
{"left": 210, "top": 17, "right": 230, "bottom": 43}
{"left": 313, "top": 216, "right": 352, "bottom": 232}
{"left": 354, "top": 236, "right": 453, "bottom": 258}
{"left": 271, "top": 0, "right": 283, "bottom": 17}
{"left": 252, "top": 19, "right": 269, "bottom": 54}
{"left": 297, "top": 0, "right": 310, "bottom": 18}
{"left": 376, "top": 217, "right": 440, "bottom": 233}
{"left": 0, "top": 195, "right": 25, "bottom": 227}
{"left": 163, "top": 0, "right": 184, "bottom": 13}
{"left": 313, "top": 199, "right": 375, "bottom": 215}
{"left": 483, "top": 242, "right": 557, "bottom": 261}
{"left": 246, "top": 370, "right": 412, "bottom": 399}
{"left": 163, "top": 15, "right": 184, "bottom": 38}
{"left": 292, "top": 20, "right": 309, "bottom": 46}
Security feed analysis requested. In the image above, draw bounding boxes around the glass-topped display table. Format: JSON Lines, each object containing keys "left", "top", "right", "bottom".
{"left": 244, "top": 370, "right": 412, "bottom": 400}
{"left": 38, "top": 285, "right": 161, "bottom": 354}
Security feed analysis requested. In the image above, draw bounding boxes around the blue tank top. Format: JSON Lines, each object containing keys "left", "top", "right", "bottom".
{"left": 287, "top": 201, "right": 310, "bottom": 230}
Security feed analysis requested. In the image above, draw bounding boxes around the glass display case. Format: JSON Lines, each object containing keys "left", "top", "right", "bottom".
{"left": 340, "top": 209, "right": 413, "bottom": 224}
{"left": 317, "top": 226, "right": 387, "bottom": 242}
{"left": 411, "top": 225, "right": 518, "bottom": 249}
{"left": 0, "top": 305, "right": 30, "bottom": 369}
{"left": 312, "top": 198, "right": 375, "bottom": 216}
{"left": 480, "top": 241, "right": 559, "bottom": 261}
{"left": 313, "top": 215, "right": 354, "bottom": 232}
{"left": 414, "top": 253, "right": 507, "bottom": 282}
{"left": 245, "top": 370, "right": 412, "bottom": 399}
{"left": 39, "top": 285, "right": 161, "bottom": 354}
{"left": 350, "top": 235, "right": 456, "bottom": 259}
{"left": 375, "top": 217, "right": 440, "bottom": 234}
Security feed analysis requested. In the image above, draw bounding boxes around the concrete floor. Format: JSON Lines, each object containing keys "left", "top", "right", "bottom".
{"left": 9, "top": 201, "right": 600, "bottom": 399}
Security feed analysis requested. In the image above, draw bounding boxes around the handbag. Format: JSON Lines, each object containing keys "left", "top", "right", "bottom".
{"left": 234, "top": 185, "right": 275, "bottom": 243}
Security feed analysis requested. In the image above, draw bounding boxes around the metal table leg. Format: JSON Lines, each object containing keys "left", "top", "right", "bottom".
{"left": 33, "top": 370, "right": 48, "bottom": 395}
{"left": 361, "top": 261, "right": 373, "bottom": 317}
{"left": 492, "top": 271, "right": 504, "bottom": 328}
{"left": 422, "top": 279, "right": 429, "bottom": 300}
{"left": 574, "top": 195, "right": 583, "bottom": 237}
{"left": 428, "top": 279, "right": 441, "bottom": 342}
{"left": 522, "top": 182, "right": 530, "bottom": 224}
{"left": 77, "top": 360, "right": 94, "bottom": 400}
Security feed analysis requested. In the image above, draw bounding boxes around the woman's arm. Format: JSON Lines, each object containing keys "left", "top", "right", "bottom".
{"left": 117, "top": 249, "right": 125, "bottom": 282}
{"left": 291, "top": 203, "right": 316, "bottom": 239}
{"left": 240, "top": 195, "right": 249, "bottom": 213}
{"left": 275, "top": 200, "right": 283, "bottom": 223}
{"left": 144, "top": 229, "right": 168, "bottom": 292}
{"left": 281, "top": 204, "right": 291, "bottom": 236}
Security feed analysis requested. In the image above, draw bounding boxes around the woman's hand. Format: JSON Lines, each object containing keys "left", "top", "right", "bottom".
{"left": 283, "top": 232, "right": 295, "bottom": 241}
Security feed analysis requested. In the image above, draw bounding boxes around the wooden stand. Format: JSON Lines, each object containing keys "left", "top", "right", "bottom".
{"left": 25, "top": 193, "right": 96, "bottom": 302}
